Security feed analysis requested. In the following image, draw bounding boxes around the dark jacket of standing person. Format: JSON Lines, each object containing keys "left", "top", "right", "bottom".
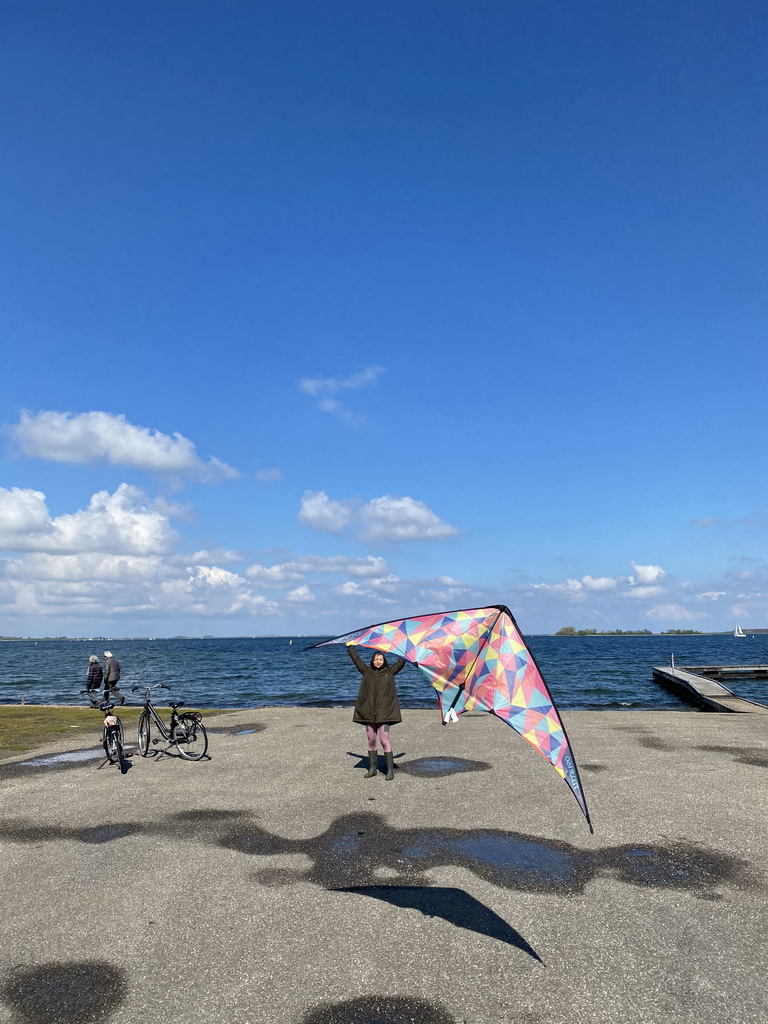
{"left": 348, "top": 645, "right": 405, "bottom": 725}
{"left": 103, "top": 652, "right": 121, "bottom": 687}
{"left": 86, "top": 656, "right": 103, "bottom": 691}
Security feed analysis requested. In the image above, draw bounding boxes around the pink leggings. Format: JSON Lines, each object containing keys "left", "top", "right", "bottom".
{"left": 365, "top": 724, "right": 392, "bottom": 753}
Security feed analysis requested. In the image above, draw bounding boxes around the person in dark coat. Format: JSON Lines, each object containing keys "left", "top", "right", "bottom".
{"left": 347, "top": 642, "right": 405, "bottom": 780}
{"left": 103, "top": 651, "right": 124, "bottom": 704}
{"left": 85, "top": 655, "right": 103, "bottom": 703}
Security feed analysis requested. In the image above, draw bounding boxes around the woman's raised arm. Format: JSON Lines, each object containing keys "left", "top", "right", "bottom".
{"left": 346, "top": 643, "right": 366, "bottom": 673}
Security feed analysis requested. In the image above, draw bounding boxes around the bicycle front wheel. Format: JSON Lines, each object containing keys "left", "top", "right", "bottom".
{"left": 138, "top": 712, "right": 151, "bottom": 756}
{"left": 174, "top": 714, "right": 208, "bottom": 761}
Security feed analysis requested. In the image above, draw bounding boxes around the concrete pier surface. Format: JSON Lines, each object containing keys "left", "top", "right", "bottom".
{"left": 1, "top": 706, "right": 768, "bottom": 1024}
{"left": 652, "top": 665, "right": 768, "bottom": 713}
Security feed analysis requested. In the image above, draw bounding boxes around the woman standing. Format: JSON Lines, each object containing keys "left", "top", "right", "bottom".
{"left": 347, "top": 642, "right": 405, "bottom": 780}
{"left": 85, "top": 655, "right": 103, "bottom": 703}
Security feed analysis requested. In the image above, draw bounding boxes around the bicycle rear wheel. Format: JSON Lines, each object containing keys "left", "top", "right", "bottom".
{"left": 138, "top": 712, "right": 151, "bottom": 756}
{"left": 104, "top": 727, "right": 122, "bottom": 767}
{"left": 174, "top": 714, "right": 208, "bottom": 761}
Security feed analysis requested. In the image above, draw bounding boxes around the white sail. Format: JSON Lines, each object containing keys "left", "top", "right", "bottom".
{"left": 734, "top": 624, "right": 746, "bottom": 637}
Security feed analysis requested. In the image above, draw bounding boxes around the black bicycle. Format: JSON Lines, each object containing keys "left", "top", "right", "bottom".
{"left": 82, "top": 692, "right": 127, "bottom": 773}
{"left": 131, "top": 684, "right": 208, "bottom": 761}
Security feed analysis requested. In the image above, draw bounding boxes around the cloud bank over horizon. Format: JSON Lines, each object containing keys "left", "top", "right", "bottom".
{"left": 0, "top": 480, "right": 766, "bottom": 635}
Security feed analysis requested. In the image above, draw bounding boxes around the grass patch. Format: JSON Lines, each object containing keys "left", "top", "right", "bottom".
{"left": 0, "top": 703, "right": 217, "bottom": 759}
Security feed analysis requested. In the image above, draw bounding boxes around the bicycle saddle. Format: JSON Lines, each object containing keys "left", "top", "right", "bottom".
{"left": 170, "top": 701, "right": 185, "bottom": 709}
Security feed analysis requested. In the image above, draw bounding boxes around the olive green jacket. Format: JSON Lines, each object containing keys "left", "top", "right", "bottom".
{"left": 348, "top": 645, "right": 405, "bottom": 725}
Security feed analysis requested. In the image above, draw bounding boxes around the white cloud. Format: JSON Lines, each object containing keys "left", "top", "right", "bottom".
{"left": 0, "top": 484, "right": 178, "bottom": 555}
{"left": 8, "top": 410, "right": 238, "bottom": 483}
{"left": 245, "top": 554, "right": 394, "bottom": 588}
{"left": 3, "top": 552, "right": 169, "bottom": 584}
{"left": 0, "top": 487, "right": 51, "bottom": 534}
{"left": 300, "top": 365, "right": 384, "bottom": 398}
{"left": 629, "top": 562, "right": 666, "bottom": 585}
{"left": 299, "top": 491, "right": 353, "bottom": 532}
{"left": 292, "top": 554, "right": 390, "bottom": 577}
{"left": 516, "top": 559, "right": 768, "bottom": 632}
{"left": 187, "top": 566, "right": 243, "bottom": 588}
{"left": 337, "top": 581, "right": 368, "bottom": 596}
{"left": 0, "top": 545, "right": 284, "bottom": 623}
{"left": 299, "top": 366, "right": 384, "bottom": 424}
{"left": 227, "top": 593, "right": 281, "bottom": 615}
{"left": 646, "top": 603, "right": 695, "bottom": 622}
{"left": 299, "top": 491, "right": 458, "bottom": 543}
{"left": 531, "top": 578, "right": 587, "bottom": 600}
{"left": 330, "top": 573, "right": 479, "bottom": 614}
{"left": 286, "top": 585, "right": 315, "bottom": 603}
{"left": 256, "top": 468, "right": 283, "bottom": 482}
{"left": 157, "top": 567, "right": 281, "bottom": 618}
{"left": 184, "top": 549, "right": 244, "bottom": 566}
{"left": 370, "top": 574, "right": 400, "bottom": 589}
{"left": 246, "top": 562, "right": 305, "bottom": 586}
{"left": 531, "top": 573, "right": 621, "bottom": 597}
{"left": 581, "top": 575, "right": 619, "bottom": 591}
{"left": 360, "top": 496, "right": 459, "bottom": 542}
{"left": 623, "top": 585, "right": 665, "bottom": 599}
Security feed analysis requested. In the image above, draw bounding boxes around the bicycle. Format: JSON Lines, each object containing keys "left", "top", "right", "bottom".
{"left": 82, "top": 691, "right": 127, "bottom": 773}
{"left": 131, "top": 684, "right": 208, "bottom": 761}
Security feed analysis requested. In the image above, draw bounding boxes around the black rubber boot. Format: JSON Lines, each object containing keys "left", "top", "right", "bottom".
{"left": 365, "top": 751, "right": 378, "bottom": 777}
{"left": 385, "top": 751, "right": 394, "bottom": 781}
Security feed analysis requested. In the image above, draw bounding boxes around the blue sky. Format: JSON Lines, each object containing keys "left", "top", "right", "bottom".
{"left": 1, "top": 0, "right": 766, "bottom": 636}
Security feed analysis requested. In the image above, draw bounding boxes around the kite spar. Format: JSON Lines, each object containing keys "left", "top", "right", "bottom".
{"left": 306, "top": 605, "right": 593, "bottom": 832}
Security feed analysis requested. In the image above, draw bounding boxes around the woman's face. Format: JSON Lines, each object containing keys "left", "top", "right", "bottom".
{"left": 372, "top": 653, "right": 385, "bottom": 669}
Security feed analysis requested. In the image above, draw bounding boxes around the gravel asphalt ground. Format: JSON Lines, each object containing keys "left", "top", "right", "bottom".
{"left": 1, "top": 706, "right": 768, "bottom": 1024}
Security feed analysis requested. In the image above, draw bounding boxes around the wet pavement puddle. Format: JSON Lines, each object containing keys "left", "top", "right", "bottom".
{"left": 0, "top": 808, "right": 757, "bottom": 903}
{"left": 300, "top": 994, "right": 457, "bottom": 1024}
{"left": 398, "top": 756, "right": 491, "bottom": 777}
{"left": 19, "top": 749, "right": 104, "bottom": 767}
{"left": 0, "top": 961, "right": 127, "bottom": 1024}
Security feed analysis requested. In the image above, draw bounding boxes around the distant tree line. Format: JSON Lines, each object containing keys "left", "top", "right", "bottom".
{"left": 554, "top": 626, "right": 702, "bottom": 636}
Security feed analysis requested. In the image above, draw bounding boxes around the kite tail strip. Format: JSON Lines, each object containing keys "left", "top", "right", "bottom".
{"left": 560, "top": 748, "right": 594, "bottom": 834}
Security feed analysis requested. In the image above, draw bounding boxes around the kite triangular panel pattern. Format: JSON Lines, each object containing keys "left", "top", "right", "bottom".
{"left": 306, "top": 605, "right": 592, "bottom": 830}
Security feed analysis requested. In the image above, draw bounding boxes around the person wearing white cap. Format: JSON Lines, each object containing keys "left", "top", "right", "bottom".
{"left": 103, "top": 651, "right": 124, "bottom": 705}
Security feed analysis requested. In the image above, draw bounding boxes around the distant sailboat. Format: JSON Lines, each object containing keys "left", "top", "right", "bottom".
{"left": 734, "top": 624, "right": 746, "bottom": 638}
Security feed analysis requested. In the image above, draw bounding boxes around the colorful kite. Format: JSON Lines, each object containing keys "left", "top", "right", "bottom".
{"left": 307, "top": 605, "right": 593, "bottom": 831}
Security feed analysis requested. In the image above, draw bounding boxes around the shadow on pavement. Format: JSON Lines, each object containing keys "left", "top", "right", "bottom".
{"left": 335, "top": 885, "right": 543, "bottom": 961}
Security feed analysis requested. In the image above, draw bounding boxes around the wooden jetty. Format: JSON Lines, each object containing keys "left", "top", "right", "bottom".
{"left": 652, "top": 663, "right": 768, "bottom": 713}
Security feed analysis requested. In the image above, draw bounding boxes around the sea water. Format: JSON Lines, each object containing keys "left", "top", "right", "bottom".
{"left": 2, "top": 633, "right": 767, "bottom": 710}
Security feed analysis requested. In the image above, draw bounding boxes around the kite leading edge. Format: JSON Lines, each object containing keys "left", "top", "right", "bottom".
{"left": 306, "top": 605, "right": 593, "bottom": 832}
